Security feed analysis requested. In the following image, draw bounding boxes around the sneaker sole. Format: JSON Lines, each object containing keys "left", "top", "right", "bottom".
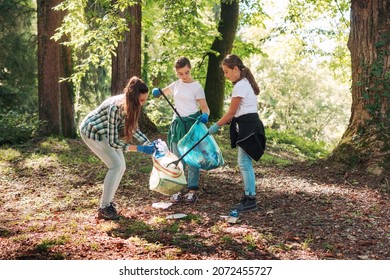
{"left": 97, "top": 213, "right": 120, "bottom": 220}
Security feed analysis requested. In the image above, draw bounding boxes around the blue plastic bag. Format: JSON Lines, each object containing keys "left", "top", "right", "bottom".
{"left": 177, "top": 121, "right": 224, "bottom": 170}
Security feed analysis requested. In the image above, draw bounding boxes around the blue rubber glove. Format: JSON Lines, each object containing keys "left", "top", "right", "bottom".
{"left": 197, "top": 113, "right": 209, "bottom": 124}
{"left": 208, "top": 123, "right": 220, "bottom": 135}
{"left": 137, "top": 145, "right": 155, "bottom": 155}
{"left": 152, "top": 88, "right": 161, "bottom": 98}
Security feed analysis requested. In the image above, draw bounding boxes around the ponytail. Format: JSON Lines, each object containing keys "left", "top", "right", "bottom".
{"left": 122, "top": 76, "right": 149, "bottom": 141}
{"left": 241, "top": 67, "right": 260, "bottom": 95}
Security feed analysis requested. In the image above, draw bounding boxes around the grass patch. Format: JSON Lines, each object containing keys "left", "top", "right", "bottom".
{"left": 210, "top": 126, "right": 328, "bottom": 167}
{"left": 125, "top": 220, "right": 152, "bottom": 235}
{"left": 164, "top": 223, "right": 180, "bottom": 234}
{"left": 260, "top": 153, "right": 294, "bottom": 166}
{"left": 265, "top": 129, "right": 330, "bottom": 160}
{"left": 0, "top": 147, "right": 22, "bottom": 161}
{"left": 268, "top": 243, "right": 294, "bottom": 253}
{"left": 186, "top": 213, "right": 203, "bottom": 224}
{"left": 243, "top": 234, "right": 258, "bottom": 251}
{"left": 221, "top": 235, "right": 234, "bottom": 244}
{"left": 35, "top": 235, "right": 70, "bottom": 252}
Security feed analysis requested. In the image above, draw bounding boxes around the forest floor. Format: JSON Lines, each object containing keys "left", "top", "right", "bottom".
{"left": 0, "top": 132, "right": 389, "bottom": 260}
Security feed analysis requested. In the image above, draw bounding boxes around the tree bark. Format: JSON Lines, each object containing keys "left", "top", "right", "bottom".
{"left": 37, "top": 0, "right": 75, "bottom": 138}
{"left": 331, "top": 0, "right": 390, "bottom": 176}
{"left": 60, "top": 37, "right": 76, "bottom": 138}
{"left": 204, "top": 0, "right": 239, "bottom": 119}
{"left": 111, "top": 1, "right": 157, "bottom": 133}
{"left": 111, "top": 1, "right": 142, "bottom": 95}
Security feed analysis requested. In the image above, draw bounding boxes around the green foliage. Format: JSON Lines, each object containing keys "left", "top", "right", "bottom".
{"left": 1, "top": 0, "right": 357, "bottom": 152}
{"left": 54, "top": 0, "right": 219, "bottom": 89}
{"left": 0, "top": 111, "right": 41, "bottom": 144}
{"left": 76, "top": 66, "right": 111, "bottom": 124}
{"left": 53, "top": 1, "right": 137, "bottom": 123}
{"left": 228, "top": 1, "right": 352, "bottom": 147}
{"left": 53, "top": 0, "right": 132, "bottom": 89}
{"left": 239, "top": 0, "right": 267, "bottom": 28}
{"left": 48, "top": 0, "right": 352, "bottom": 148}
{"left": 145, "top": 98, "right": 172, "bottom": 130}
{"left": 252, "top": 54, "right": 350, "bottom": 146}
{"left": 0, "top": 0, "right": 37, "bottom": 113}
{"left": 143, "top": 0, "right": 220, "bottom": 87}
{"left": 240, "top": 4, "right": 351, "bottom": 144}
{"left": 266, "top": 128, "right": 330, "bottom": 160}
{"left": 282, "top": 0, "right": 350, "bottom": 83}
{"left": 359, "top": 30, "right": 390, "bottom": 128}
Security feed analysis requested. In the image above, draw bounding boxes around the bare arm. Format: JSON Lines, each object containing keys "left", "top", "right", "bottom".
{"left": 161, "top": 86, "right": 172, "bottom": 96}
{"left": 197, "top": 98, "right": 210, "bottom": 115}
{"left": 216, "top": 97, "right": 241, "bottom": 126}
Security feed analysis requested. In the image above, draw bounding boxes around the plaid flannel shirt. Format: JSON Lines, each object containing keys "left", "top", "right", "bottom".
{"left": 80, "top": 94, "right": 150, "bottom": 151}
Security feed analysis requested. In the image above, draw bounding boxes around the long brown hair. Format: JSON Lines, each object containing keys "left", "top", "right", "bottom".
{"left": 222, "top": 54, "right": 260, "bottom": 95}
{"left": 122, "top": 76, "right": 149, "bottom": 141}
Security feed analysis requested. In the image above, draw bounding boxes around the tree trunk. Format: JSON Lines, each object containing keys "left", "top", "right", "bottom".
{"left": 111, "top": 1, "right": 157, "bottom": 133}
{"left": 37, "top": 0, "right": 75, "bottom": 138}
{"left": 60, "top": 38, "right": 76, "bottom": 138}
{"left": 331, "top": 0, "right": 390, "bottom": 176}
{"left": 204, "top": 0, "right": 239, "bottom": 119}
{"left": 111, "top": 1, "right": 142, "bottom": 95}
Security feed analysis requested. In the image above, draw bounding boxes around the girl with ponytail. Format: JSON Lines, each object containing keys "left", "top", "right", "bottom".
{"left": 208, "top": 54, "right": 266, "bottom": 213}
{"left": 80, "top": 76, "right": 155, "bottom": 220}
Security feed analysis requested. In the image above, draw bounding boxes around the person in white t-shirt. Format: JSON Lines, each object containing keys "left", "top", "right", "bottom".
{"left": 152, "top": 57, "right": 210, "bottom": 203}
{"left": 208, "top": 54, "right": 266, "bottom": 213}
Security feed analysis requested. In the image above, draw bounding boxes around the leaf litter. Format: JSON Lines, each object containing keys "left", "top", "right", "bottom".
{"left": 0, "top": 137, "right": 389, "bottom": 260}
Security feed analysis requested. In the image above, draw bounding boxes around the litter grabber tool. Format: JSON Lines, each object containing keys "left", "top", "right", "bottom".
{"left": 155, "top": 89, "right": 223, "bottom": 170}
{"left": 158, "top": 88, "right": 184, "bottom": 124}
{"left": 166, "top": 131, "right": 210, "bottom": 168}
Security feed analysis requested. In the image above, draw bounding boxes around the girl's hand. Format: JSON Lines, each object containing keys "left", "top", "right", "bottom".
{"left": 137, "top": 145, "right": 155, "bottom": 155}
{"left": 197, "top": 113, "right": 209, "bottom": 124}
{"left": 152, "top": 88, "right": 161, "bottom": 98}
{"left": 208, "top": 123, "right": 220, "bottom": 135}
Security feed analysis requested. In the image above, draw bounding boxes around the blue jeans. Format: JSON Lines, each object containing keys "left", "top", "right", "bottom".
{"left": 238, "top": 146, "right": 256, "bottom": 196}
{"left": 171, "top": 142, "right": 199, "bottom": 191}
{"left": 81, "top": 133, "right": 126, "bottom": 208}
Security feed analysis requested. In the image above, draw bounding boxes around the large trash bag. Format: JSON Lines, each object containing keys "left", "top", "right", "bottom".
{"left": 149, "top": 140, "right": 187, "bottom": 196}
{"left": 177, "top": 121, "right": 224, "bottom": 170}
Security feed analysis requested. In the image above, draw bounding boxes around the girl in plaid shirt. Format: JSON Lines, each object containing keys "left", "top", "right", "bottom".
{"left": 80, "top": 76, "right": 155, "bottom": 220}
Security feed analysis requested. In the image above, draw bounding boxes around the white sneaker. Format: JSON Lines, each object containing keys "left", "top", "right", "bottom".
{"left": 184, "top": 191, "right": 198, "bottom": 203}
{"left": 170, "top": 192, "right": 183, "bottom": 203}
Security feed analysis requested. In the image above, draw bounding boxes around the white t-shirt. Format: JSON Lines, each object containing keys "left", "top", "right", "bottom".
{"left": 232, "top": 78, "right": 258, "bottom": 117}
{"left": 168, "top": 80, "right": 205, "bottom": 117}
